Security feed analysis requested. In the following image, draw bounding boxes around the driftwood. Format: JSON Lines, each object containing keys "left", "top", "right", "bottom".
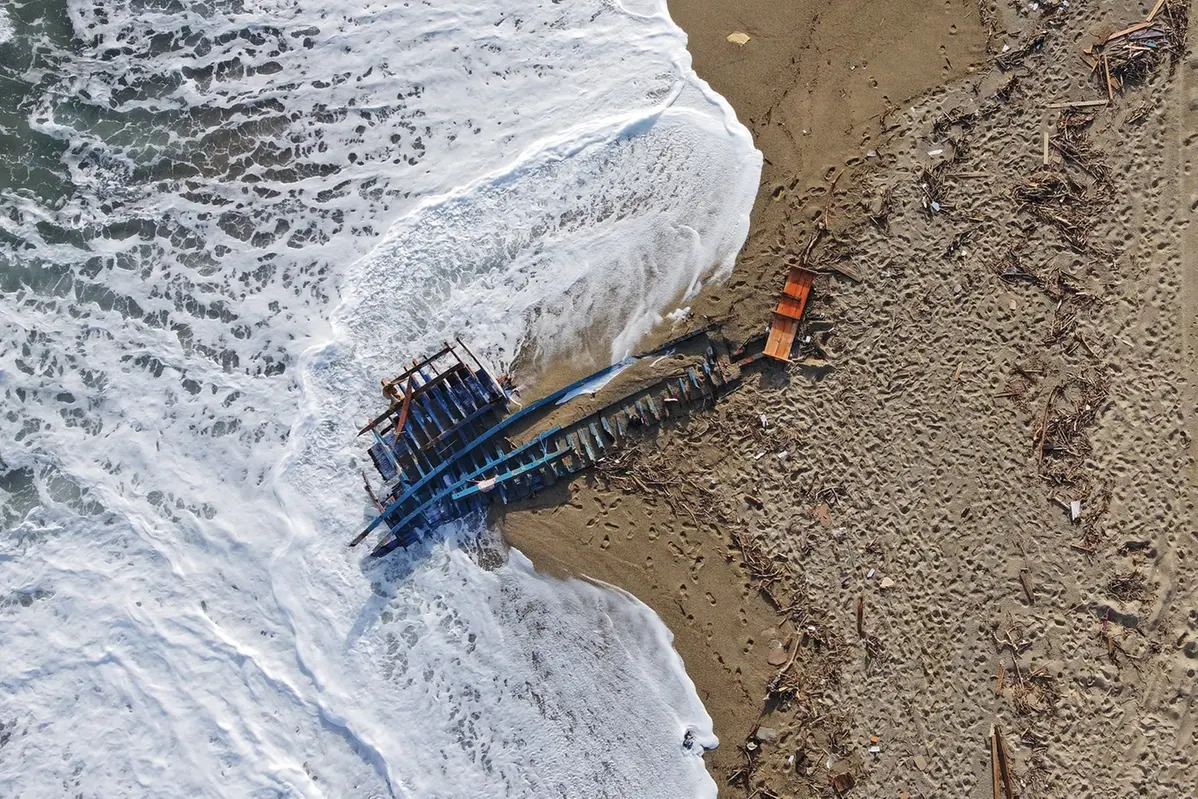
{"left": 1033, "top": 373, "right": 1110, "bottom": 496}
{"left": 1049, "top": 111, "right": 1111, "bottom": 184}
{"left": 1011, "top": 169, "right": 1106, "bottom": 253}
{"left": 1019, "top": 571, "right": 1035, "bottom": 605}
{"left": 1087, "top": 0, "right": 1189, "bottom": 93}
{"left": 997, "top": 30, "right": 1048, "bottom": 71}
{"left": 990, "top": 724, "right": 1017, "bottom": 799}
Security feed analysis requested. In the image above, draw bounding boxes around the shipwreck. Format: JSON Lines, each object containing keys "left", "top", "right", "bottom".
{"left": 352, "top": 269, "right": 816, "bottom": 558}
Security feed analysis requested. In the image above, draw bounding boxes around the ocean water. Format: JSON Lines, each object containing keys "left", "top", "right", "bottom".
{"left": 0, "top": 0, "right": 761, "bottom": 796}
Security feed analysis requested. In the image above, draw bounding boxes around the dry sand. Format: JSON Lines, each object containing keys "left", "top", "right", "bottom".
{"left": 504, "top": 0, "right": 1197, "bottom": 795}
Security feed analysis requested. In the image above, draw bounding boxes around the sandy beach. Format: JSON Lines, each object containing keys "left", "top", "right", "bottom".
{"left": 505, "top": 0, "right": 1196, "bottom": 795}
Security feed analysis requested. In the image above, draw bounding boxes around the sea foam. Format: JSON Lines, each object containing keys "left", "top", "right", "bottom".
{"left": 0, "top": 0, "right": 760, "bottom": 795}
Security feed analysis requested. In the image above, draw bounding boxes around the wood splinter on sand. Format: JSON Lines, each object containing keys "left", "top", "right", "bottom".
{"left": 1045, "top": 98, "right": 1109, "bottom": 109}
{"left": 1019, "top": 570, "right": 1035, "bottom": 605}
{"left": 989, "top": 724, "right": 1016, "bottom": 799}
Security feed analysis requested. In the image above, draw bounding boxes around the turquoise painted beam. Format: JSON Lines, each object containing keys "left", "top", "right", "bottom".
{"left": 450, "top": 448, "right": 569, "bottom": 502}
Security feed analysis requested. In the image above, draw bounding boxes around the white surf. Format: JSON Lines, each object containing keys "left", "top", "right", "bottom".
{"left": 0, "top": 0, "right": 761, "bottom": 795}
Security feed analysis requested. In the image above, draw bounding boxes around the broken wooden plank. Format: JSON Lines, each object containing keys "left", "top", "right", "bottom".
{"left": 633, "top": 398, "right": 650, "bottom": 426}
{"left": 775, "top": 292, "right": 809, "bottom": 321}
{"left": 1046, "top": 98, "right": 1108, "bottom": 109}
{"left": 579, "top": 428, "right": 599, "bottom": 463}
{"left": 990, "top": 726, "right": 1003, "bottom": 799}
{"left": 645, "top": 395, "right": 661, "bottom": 421}
{"left": 1105, "top": 19, "right": 1154, "bottom": 42}
{"left": 782, "top": 265, "right": 815, "bottom": 297}
{"left": 588, "top": 421, "right": 605, "bottom": 452}
{"left": 393, "top": 378, "right": 414, "bottom": 437}
{"left": 381, "top": 344, "right": 452, "bottom": 391}
{"left": 995, "top": 725, "right": 1016, "bottom": 799}
{"left": 765, "top": 267, "right": 815, "bottom": 361}
{"left": 764, "top": 316, "right": 800, "bottom": 361}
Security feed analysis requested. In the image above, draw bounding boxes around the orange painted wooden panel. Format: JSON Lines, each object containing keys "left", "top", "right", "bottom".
{"left": 782, "top": 267, "right": 815, "bottom": 299}
{"left": 764, "top": 315, "right": 798, "bottom": 361}
{"left": 774, "top": 292, "right": 808, "bottom": 321}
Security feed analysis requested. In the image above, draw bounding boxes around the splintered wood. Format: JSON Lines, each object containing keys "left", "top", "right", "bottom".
{"left": 593, "top": 444, "right": 721, "bottom": 533}
{"left": 990, "top": 725, "right": 1017, "bottom": 799}
{"left": 1033, "top": 373, "right": 1111, "bottom": 500}
{"left": 1085, "top": 0, "right": 1189, "bottom": 94}
{"left": 1012, "top": 170, "right": 1106, "bottom": 252}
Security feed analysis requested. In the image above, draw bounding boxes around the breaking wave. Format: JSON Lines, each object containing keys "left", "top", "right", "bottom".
{"left": 0, "top": 0, "right": 760, "bottom": 795}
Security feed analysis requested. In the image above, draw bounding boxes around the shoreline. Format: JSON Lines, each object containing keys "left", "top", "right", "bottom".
{"left": 504, "top": 0, "right": 988, "bottom": 784}
{"left": 505, "top": 0, "right": 1196, "bottom": 795}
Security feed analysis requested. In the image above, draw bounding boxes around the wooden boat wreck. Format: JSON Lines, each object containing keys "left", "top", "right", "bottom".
{"left": 351, "top": 330, "right": 746, "bottom": 558}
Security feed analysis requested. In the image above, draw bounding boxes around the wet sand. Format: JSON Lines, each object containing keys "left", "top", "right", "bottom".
{"left": 505, "top": 0, "right": 1197, "bottom": 795}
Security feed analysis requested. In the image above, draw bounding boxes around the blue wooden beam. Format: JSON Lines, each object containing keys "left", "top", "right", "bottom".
{"left": 361, "top": 428, "right": 563, "bottom": 551}
{"left": 450, "top": 448, "right": 570, "bottom": 502}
